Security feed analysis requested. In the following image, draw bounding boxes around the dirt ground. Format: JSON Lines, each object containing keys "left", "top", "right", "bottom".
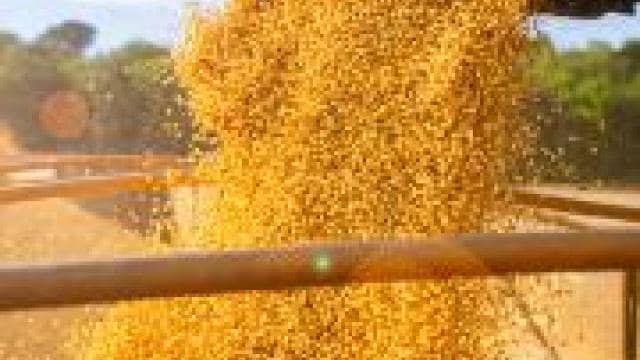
{"left": 0, "top": 197, "right": 160, "bottom": 360}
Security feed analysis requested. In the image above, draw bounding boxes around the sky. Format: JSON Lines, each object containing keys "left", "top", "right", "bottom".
{"left": 534, "top": 4, "right": 640, "bottom": 49}
{"left": 0, "top": 0, "right": 223, "bottom": 54}
{"left": 0, "top": 0, "right": 639, "bottom": 53}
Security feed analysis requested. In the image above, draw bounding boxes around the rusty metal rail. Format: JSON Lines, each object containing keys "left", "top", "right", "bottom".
{"left": 0, "top": 155, "right": 639, "bottom": 358}
{"left": 0, "top": 172, "right": 195, "bottom": 204}
{"left": 513, "top": 187, "right": 640, "bottom": 360}
{"left": 2, "top": 153, "right": 640, "bottom": 357}
{"left": 513, "top": 187, "right": 640, "bottom": 223}
{"left": 0, "top": 154, "right": 184, "bottom": 173}
{"left": 0, "top": 154, "right": 196, "bottom": 204}
{"left": 1, "top": 231, "right": 640, "bottom": 311}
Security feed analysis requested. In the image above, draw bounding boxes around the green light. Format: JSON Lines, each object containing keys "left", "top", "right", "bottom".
{"left": 312, "top": 252, "right": 332, "bottom": 273}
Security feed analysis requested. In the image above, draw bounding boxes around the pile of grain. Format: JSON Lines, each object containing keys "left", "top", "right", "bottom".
{"left": 76, "top": 0, "right": 533, "bottom": 358}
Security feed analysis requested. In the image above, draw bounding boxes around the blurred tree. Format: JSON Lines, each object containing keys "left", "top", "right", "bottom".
{"left": 0, "top": 23, "right": 197, "bottom": 154}
{"left": 528, "top": 34, "right": 640, "bottom": 183}
{"left": 87, "top": 40, "right": 193, "bottom": 154}
{"left": 0, "top": 25, "right": 201, "bottom": 235}
{"left": 0, "top": 31, "right": 20, "bottom": 49}
{"left": 34, "top": 20, "right": 97, "bottom": 57}
{"left": 0, "top": 29, "right": 67, "bottom": 150}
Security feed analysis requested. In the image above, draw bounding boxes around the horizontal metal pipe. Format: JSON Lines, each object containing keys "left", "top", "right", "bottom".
{"left": 0, "top": 172, "right": 196, "bottom": 204}
{"left": 0, "top": 173, "right": 158, "bottom": 204}
{"left": 0, "top": 154, "right": 184, "bottom": 174}
{"left": 513, "top": 188, "right": 640, "bottom": 223}
{"left": 1, "top": 231, "right": 640, "bottom": 311}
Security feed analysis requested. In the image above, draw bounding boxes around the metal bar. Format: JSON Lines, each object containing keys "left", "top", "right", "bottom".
{"left": 626, "top": 270, "right": 638, "bottom": 360}
{"left": 534, "top": 207, "right": 640, "bottom": 359}
{"left": 0, "top": 154, "right": 184, "bottom": 174}
{"left": 535, "top": 209, "right": 638, "bottom": 359}
{"left": 0, "top": 172, "right": 193, "bottom": 204}
{"left": 1, "top": 232, "right": 640, "bottom": 311}
{"left": 513, "top": 188, "right": 640, "bottom": 223}
{"left": 532, "top": 205, "right": 640, "bottom": 360}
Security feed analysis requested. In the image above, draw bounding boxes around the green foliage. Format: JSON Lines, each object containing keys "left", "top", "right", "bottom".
{"left": 4, "top": 19, "right": 640, "bottom": 184}
{"left": 85, "top": 41, "right": 192, "bottom": 154}
{"left": 0, "top": 31, "right": 20, "bottom": 49}
{"left": 0, "top": 22, "right": 199, "bottom": 236}
{"left": 34, "top": 20, "right": 97, "bottom": 57}
{"left": 0, "top": 22, "right": 194, "bottom": 154}
{"left": 528, "top": 35, "right": 640, "bottom": 182}
{"left": 0, "top": 29, "right": 73, "bottom": 149}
